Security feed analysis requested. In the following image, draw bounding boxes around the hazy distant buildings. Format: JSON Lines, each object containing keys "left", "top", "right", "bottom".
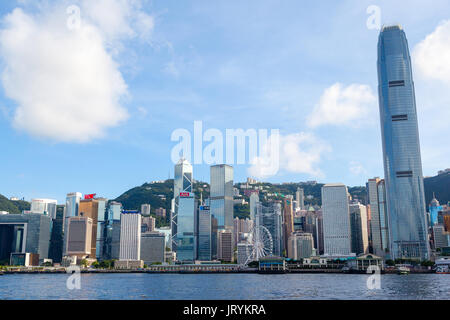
{"left": 322, "top": 184, "right": 352, "bottom": 256}
{"left": 119, "top": 211, "right": 141, "bottom": 261}
{"left": 377, "top": 25, "right": 429, "bottom": 260}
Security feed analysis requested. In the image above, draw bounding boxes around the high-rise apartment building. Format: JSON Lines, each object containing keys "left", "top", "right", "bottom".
{"left": 377, "top": 25, "right": 429, "bottom": 260}
{"left": 322, "top": 184, "right": 352, "bottom": 256}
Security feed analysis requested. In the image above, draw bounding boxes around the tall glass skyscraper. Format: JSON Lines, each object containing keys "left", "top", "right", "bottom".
{"left": 171, "top": 159, "right": 196, "bottom": 261}
{"left": 377, "top": 25, "right": 429, "bottom": 260}
{"left": 210, "top": 164, "right": 234, "bottom": 259}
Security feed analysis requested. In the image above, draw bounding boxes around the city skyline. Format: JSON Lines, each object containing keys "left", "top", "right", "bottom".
{"left": 0, "top": 1, "right": 449, "bottom": 205}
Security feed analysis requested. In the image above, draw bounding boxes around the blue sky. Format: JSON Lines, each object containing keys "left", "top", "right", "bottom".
{"left": 0, "top": 0, "right": 449, "bottom": 203}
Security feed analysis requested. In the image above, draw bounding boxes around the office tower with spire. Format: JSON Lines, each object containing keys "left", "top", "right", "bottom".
{"left": 377, "top": 25, "right": 429, "bottom": 260}
{"left": 171, "top": 159, "right": 196, "bottom": 261}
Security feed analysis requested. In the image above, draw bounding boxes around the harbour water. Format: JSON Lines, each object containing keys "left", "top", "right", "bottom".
{"left": 1, "top": 273, "right": 449, "bottom": 300}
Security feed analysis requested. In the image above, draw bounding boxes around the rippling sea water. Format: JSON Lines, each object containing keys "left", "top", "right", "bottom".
{"left": 1, "top": 273, "right": 449, "bottom": 300}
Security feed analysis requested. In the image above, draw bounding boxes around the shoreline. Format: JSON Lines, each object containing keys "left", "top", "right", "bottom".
{"left": 0, "top": 269, "right": 436, "bottom": 275}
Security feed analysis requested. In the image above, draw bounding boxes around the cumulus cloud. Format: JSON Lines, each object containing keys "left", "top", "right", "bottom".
{"left": 0, "top": 1, "right": 154, "bottom": 143}
{"left": 413, "top": 20, "right": 450, "bottom": 85}
{"left": 307, "top": 83, "right": 377, "bottom": 128}
{"left": 248, "top": 132, "right": 331, "bottom": 179}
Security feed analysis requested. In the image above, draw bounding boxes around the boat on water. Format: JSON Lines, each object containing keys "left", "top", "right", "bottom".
{"left": 435, "top": 266, "right": 450, "bottom": 274}
{"left": 397, "top": 266, "right": 410, "bottom": 275}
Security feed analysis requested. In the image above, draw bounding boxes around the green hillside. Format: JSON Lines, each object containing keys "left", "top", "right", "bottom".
{"left": 0, "top": 195, "right": 30, "bottom": 214}
{"left": 424, "top": 171, "right": 450, "bottom": 206}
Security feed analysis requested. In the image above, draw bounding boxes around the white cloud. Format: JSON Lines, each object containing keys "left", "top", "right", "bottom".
{"left": 413, "top": 20, "right": 450, "bottom": 85}
{"left": 349, "top": 161, "right": 368, "bottom": 176}
{"left": 81, "top": 0, "right": 154, "bottom": 43}
{"left": 307, "top": 83, "right": 377, "bottom": 128}
{"left": 248, "top": 132, "right": 331, "bottom": 179}
{"left": 0, "top": 1, "right": 154, "bottom": 143}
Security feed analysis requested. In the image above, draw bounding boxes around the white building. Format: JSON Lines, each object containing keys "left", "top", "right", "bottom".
{"left": 119, "top": 211, "right": 142, "bottom": 261}
{"left": 322, "top": 184, "right": 352, "bottom": 256}
{"left": 30, "top": 199, "right": 58, "bottom": 219}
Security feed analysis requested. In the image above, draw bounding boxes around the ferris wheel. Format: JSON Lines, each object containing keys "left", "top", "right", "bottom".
{"left": 244, "top": 225, "right": 273, "bottom": 266}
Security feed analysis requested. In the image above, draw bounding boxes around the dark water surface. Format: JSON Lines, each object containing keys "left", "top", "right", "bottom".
{"left": 1, "top": 273, "right": 449, "bottom": 300}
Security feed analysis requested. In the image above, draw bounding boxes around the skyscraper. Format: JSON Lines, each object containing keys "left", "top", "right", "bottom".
{"left": 197, "top": 205, "right": 212, "bottom": 261}
{"left": 296, "top": 188, "right": 305, "bottom": 211}
{"left": 377, "top": 25, "right": 429, "bottom": 260}
{"left": 210, "top": 164, "right": 234, "bottom": 259}
{"left": 63, "top": 192, "right": 82, "bottom": 256}
{"left": 429, "top": 195, "right": 443, "bottom": 227}
{"left": 349, "top": 203, "right": 369, "bottom": 255}
{"left": 217, "top": 229, "right": 233, "bottom": 262}
{"left": 367, "top": 177, "right": 383, "bottom": 255}
{"left": 283, "top": 197, "right": 294, "bottom": 256}
{"left": 256, "top": 201, "right": 283, "bottom": 257}
{"left": 322, "top": 184, "right": 352, "bottom": 256}
{"left": 171, "top": 158, "right": 194, "bottom": 254}
{"left": 79, "top": 197, "right": 106, "bottom": 259}
{"left": 119, "top": 211, "right": 142, "bottom": 261}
